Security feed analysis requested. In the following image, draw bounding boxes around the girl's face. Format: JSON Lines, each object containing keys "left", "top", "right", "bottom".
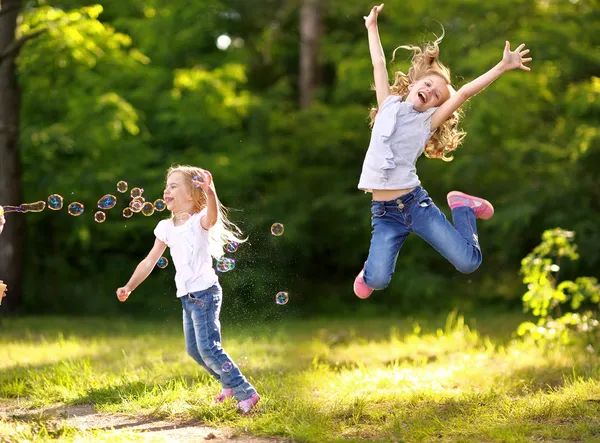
{"left": 406, "top": 75, "right": 451, "bottom": 112}
{"left": 164, "top": 171, "right": 193, "bottom": 213}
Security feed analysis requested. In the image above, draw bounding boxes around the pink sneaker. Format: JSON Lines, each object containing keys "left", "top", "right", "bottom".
{"left": 447, "top": 191, "right": 494, "bottom": 220}
{"left": 354, "top": 269, "right": 374, "bottom": 299}
{"left": 215, "top": 388, "right": 234, "bottom": 403}
{"left": 237, "top": 393, "right": 260, "bottom": 415}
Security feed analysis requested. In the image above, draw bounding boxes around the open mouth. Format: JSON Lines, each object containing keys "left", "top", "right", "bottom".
{"left": 418, "top": 92, "right": 427, "bottom": 104}
{"left": 164, "top": 197, "right": 174, "bottom": 204}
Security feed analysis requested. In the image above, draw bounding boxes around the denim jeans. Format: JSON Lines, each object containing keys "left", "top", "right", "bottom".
{"left": 363, "top": 186, "right": 482, "bottom": 290}
{"left": 182, "top": 284, "right": 257, "bottom": 401}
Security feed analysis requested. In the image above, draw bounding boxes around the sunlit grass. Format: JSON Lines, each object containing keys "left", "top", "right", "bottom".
{"left": 1, "top": 312, "right": 599, "bottom": 442}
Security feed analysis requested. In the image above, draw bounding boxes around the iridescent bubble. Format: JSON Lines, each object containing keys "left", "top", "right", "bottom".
{"left": 94, "top": 211, "right": 106, "bottom": 223}
{"left": 68, "top": 202, "right": 84, "bottom": 216}
{"left": 130, "top": 187, "right": 144, "bottom": 198}
{"left": 221, "top": 361, "right": 233, "bottom": 373}
{"left": 130, "top": 200, "right": 143, "bottom": 213}
{"left": 192, "top": 175, "right": 204, "bottom": 188}
{"left": 117, "top": 181, "right": 128, "bottom": 193}
{"left": 226, "top": 242, "right": 239, "bottom": 253}
{"left": 271, "top": 223, "right": 284, "bottom": 236}
{"left": 97, "top": 194, "right": 117, "bottom": 210}
{"left": 2, "top": 201, "right": 46, "bottom": 213}
{"left": 48, "top": 194, "right": 64, "bottom": 211}
{"left": 275, "top": 291, "right": 289, "bottom": 305}
{"left": 122, "top": 207, "right": 133, "bottom": 218}
{"left": 216, "top": 257, "right": 235, "bottom": 272}
{"left": 141, "top": 202, "right": 155, "bottom": 217}
{"left": 156, "top": 257, "right": 169, "bottom": 269}
{"left": 238, "top": 356, "right": 249, "bottom": 367}
{"left": 154, "top": 199, "right": 166, "bottom": 212}
{"left": 132, "top": 196, "right": 145, "bottom": 204}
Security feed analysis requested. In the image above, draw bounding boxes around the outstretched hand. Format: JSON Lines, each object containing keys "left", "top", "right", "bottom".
{"left": 116, "top": 287, "right": 131, "bottom": 302}
{"left": 501, "top": 41, "right": 532, "bottom": 72}
{"left": 364, "top": 3, "right": 384, "bottom": 29}
{"left": 192, "top": 170, "right": 213, "bottom": 194}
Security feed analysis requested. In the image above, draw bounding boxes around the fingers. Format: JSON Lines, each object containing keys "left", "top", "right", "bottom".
{"left": 519, "top": 49, "right": 530, "bottom": 56}
{"left": 515, "top": 43, "right": 526, "bottom": 52}
{"left": 504, "top": 41, "right": 510, "bottom": 52}
{"left": 521, "top": 57, "right": 532, "bottom": 63}
{"left": 200, "top": 170, "right": 213, "bottom": 187}
{"left": 519, "top": 64, "right": 531, "bottom": 71}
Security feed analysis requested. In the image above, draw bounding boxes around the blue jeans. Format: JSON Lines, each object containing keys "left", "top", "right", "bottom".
{"left": 182, "top": 284, "right": 257, "bottom": 401}
{"left": 364, "top": 186, "right": 482, "bottom": 290}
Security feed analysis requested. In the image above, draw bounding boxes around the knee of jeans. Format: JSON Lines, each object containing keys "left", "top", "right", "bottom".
{"left": 364, "top": 270, "right": 391, "bottom": 290}
{"left": 455, "top": 257, "right": 481, "bottom": 274}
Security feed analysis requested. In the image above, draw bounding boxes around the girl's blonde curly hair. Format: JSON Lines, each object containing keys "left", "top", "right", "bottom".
{"left": 369, "top": 35, "right": 466, "bottom": 162}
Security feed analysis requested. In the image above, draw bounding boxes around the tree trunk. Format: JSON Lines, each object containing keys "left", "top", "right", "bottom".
{"left": 0, "top": 0, "right": 25, "bottom": 313}
{"left": 299, "top": 0, "right": 320, "bottom": 109}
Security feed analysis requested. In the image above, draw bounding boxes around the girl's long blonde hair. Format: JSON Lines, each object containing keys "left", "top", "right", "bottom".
{"left": 369, "top": 34, "right": 466, "bottom": 161}
{"left": 166, "top": 165, "right": 246, "bottom": 259}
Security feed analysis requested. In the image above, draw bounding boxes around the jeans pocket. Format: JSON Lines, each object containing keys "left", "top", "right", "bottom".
{"left": 371, "top": 204, "right": 386, "bottom": 218}
{"left": 417, "top": 192, "right": 433, "bottom": 208}
{"left": 189, "top": 286, "right": 217, "bottom": 307}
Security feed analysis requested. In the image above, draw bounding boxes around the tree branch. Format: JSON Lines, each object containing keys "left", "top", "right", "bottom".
{"left": 0, "top": 28, "right": 46, "bottom": 67}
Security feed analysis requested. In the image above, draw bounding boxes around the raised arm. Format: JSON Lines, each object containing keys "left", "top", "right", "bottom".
{"left": 193, "top": 170, "right": 218, "bottom": 230}
{"left": 431, "top": 41, "right": 532, "bottom": 130}
{"left": 364, "top": 4, "right": 390, "bottom": 107}
{"left": 116, "top": 238, "right": 167, "bottom": 302}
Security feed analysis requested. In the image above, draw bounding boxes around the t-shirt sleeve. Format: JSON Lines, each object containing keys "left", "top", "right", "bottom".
{"left": 198, "top": 208, "right": 209, "bottom": 231}
{"left": 379, "top": 94, "right": 402, "bottom": 112}
{"left": 154, "top": 220, "right": 169, "bottom": 245}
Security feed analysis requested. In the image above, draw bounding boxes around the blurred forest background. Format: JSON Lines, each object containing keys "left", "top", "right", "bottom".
{"left": 0, "top": 0, "right": 598, "bottom": 320}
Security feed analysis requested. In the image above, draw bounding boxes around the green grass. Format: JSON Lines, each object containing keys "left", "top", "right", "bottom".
{"left": 1, "top": 311, "right": 600, "bottom": 442}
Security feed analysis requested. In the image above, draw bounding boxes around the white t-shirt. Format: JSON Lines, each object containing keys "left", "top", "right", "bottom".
{"left": 153, "top": 209, "right": 218, "bottom": 297}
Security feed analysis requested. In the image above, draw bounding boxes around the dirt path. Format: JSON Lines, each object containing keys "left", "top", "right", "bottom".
{"left": 0, "top": 402, "right": 288, "bottom": 442}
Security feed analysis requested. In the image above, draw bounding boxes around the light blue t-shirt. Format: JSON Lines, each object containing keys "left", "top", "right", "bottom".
{"left": 358, "top": 95, "right": 437, "bottom": 192}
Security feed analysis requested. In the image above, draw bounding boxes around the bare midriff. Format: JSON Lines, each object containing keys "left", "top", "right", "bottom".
{"left": 371, "top": 187, "right": 416, "bottom": 202}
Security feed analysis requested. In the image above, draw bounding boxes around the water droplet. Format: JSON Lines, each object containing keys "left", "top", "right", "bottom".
{"left": 275, "top": 291, "right": 289, "bottom": 305}
{"left": 141, "top": 202, "right": 155, "bottom": 216}
{"left": 130, "top": 187, "right": 144, "bottom": 198}
{"left": 68, "top": 202, "right": 84, "bottom": 216}
{"left": 216, "top": 257, "right": 235, "bottom": 272}
{"left": 97, "top": 194, "right": 117, "bottom": 210}
{"left": 94, "top": 211, "right": 106, "bottom": 223}
{"left": 130, "top": 200, "right": 143, "bottom": 213}
{"left": 154, "top": 199, "right": 166, "bottom": 212}
{"left": 271, "top": 223, "right": 284, "bottom": 236}
{"left": 192, "top": 175, "right": 203, "bottom": 188}
{"left": 157, "top": 257, "right": 169, "bottom": 269}
{"left": 117, "top": 181, "right": 128, "bottom": 193}
{"left": 48, "top": 194, "right": 64, "bottom": 211}
{"left": 226, "top": 242, "right": 239, "bottom": 253}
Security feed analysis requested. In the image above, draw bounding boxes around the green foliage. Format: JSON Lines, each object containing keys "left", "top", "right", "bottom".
{"left": 518, "top": 228, "right": 600, "bottom": 346}
{"left": 6, "top": 0, "right": 599, "bottom": 315}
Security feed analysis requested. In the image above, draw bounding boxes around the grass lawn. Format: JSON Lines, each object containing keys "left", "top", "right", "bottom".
{"left": 1, "top": 311, "right": 599, "bottom": 442}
